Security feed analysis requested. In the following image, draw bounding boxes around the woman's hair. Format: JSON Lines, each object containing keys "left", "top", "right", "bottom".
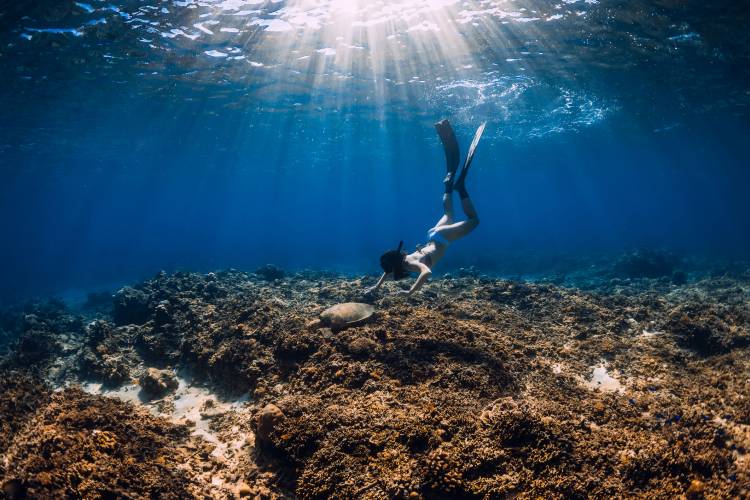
{"left": 380, "top": 241, "right": 409, "bottom": 280}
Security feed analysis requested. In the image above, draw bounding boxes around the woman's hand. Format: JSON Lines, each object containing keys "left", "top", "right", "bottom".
{"left": 364, "top": 272, "right": 389, "bottom": 296}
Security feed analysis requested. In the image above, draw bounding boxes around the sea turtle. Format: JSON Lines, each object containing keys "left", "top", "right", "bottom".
{"left": 312, "top": 302, "right": 375, "bottom": 332}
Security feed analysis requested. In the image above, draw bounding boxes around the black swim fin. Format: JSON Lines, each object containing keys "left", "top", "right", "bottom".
{"left": 434, "top": 119, "right": 460, "bottom": 191}
{"left": 454, "top": 122, "right": 486, "bottom": 199}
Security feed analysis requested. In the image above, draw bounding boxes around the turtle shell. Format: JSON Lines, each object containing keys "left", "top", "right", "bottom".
{"left": 320, "top": 302, "right": 375, "bottom": 330}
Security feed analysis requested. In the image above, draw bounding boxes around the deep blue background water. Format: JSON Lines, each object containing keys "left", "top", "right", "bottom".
{"left": 2, "top": 106, "right": 748, "bottom": 302}
{"left": 1, "top": 0, "right": 749, "bottom": 302}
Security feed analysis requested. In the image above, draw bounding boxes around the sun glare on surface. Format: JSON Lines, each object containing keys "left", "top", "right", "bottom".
{"left": 158, "top": 0, "right": 607, "bottom": 138}
{"left": 11, "top": 0, "right": 612, "bottom": 137}
{"left": 222, "top": 0, "right": 497, "bottom": 111}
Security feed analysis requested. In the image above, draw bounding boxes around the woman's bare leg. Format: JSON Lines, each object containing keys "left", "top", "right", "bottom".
{"left": 460, "top": 195, "right": 477, "bottom": 220}
{"left": 435, "top": 196, "right": 479, "bottom": 240}
{"left": 432, "top": 120, "right": 484, "bottom": 236}
{"left": 435, "top": 192, "right": 454, "bottom": 227}
{"left": 437, "top": 122, "right": 485, "bottom": 239}
{"left": 435, "top": 144, "right": 480, "bottom": 240}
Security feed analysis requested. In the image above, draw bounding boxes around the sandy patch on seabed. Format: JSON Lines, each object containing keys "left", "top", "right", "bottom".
{"left": 81, "top": 377, "right": 252, "bottom": 494}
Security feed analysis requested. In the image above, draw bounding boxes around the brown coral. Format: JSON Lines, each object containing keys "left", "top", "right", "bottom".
{"left": 2, "top": 387, "right": 198, "bottom": 499}
{"left": 1, "top": 268, "right": 748, "bottom": 499}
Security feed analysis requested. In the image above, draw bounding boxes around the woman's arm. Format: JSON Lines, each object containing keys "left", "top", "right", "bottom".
{"left": 400, "top": 263, "right": 432, "bottom": 296}
{"left": 365, "top": 272, "right": 389, "bottom": 294}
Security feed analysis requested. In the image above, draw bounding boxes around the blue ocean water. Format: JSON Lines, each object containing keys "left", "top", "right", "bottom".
{"left": 1, "top": 0, "right": 748, "bottom": 302}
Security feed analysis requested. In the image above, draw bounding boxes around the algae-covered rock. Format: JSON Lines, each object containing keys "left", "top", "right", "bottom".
{"left": 139, "top": 367, "right": 178, "bottom": 399}
{"left": 78, "top": 320, "right": 131, "bottom": 387}
{"left": 255, "top": 403, "right": 285, "bottom": 446}
{"left": 79, "top": 349, "right": 130, "bottom": 387}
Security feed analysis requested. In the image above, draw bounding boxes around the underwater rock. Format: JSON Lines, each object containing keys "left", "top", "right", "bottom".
{"left": 84, "top": 319, "right": 112, "bottom": 345}
{"left": 132, "top": 300, "right": 182, "bottom": 364}
{"left": 113, "top": 286, "right": 151, "bottom": 326}
{"left": 236, "top": 482, "right": 252, "bottom": 497}
{"left": 255, "top": 264, "right": 285, "bottom": 281}
{"left": 153, "top": 300, "right": 172, "bottom": 326}
{"left": 4, "top": 305, "right": 82, "bottom": 369}
{"left": 10, "top": 324, "right": 61, "bottom": 367}
{"left": 136, "top": 323, "right": 182, "bottom": 364}
{"left": 77, "top": 320, "right": 132, "bottom": 387}
{"left": 79, "top": 349, "right": 130, "bottom": 387}
{"left": 255, "top": 403, "right": 285, "bottom": 446}
{"left": 613, "top": 249, "right": 676, "bottom": 278}
{"left": 139, "top": 367, "right": 178, "bottom": 399}
{"left": 199, "top": 399, "right": 227, "bottom": 420}
{"left": 687, "top": 479, "right": 706, "bottom": 498}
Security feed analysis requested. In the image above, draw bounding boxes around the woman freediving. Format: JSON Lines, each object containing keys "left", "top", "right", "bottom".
{"left": 366, "top": 119, "right": 486, "bottom": 296}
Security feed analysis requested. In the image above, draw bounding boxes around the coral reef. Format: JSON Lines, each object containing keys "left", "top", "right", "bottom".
{"left": 77, "top": 320, "right": 133, "bottom": 387}
{"left": 0, "top": 262, "right": 748, "bottom": 498}
{"left": 0, "top": 300, "right": 84, "bottom": 379}
{"left": 1, "top": 384, "right": 199, "bottom": 499}
{"left": 112, "top": 286, "right": 151, "bottom": 326}
{"left": 665, "top": 302, "right": 749, "bottom": 355}
{"left": 0, "top": 372, "right": 49, "bottom": 470}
